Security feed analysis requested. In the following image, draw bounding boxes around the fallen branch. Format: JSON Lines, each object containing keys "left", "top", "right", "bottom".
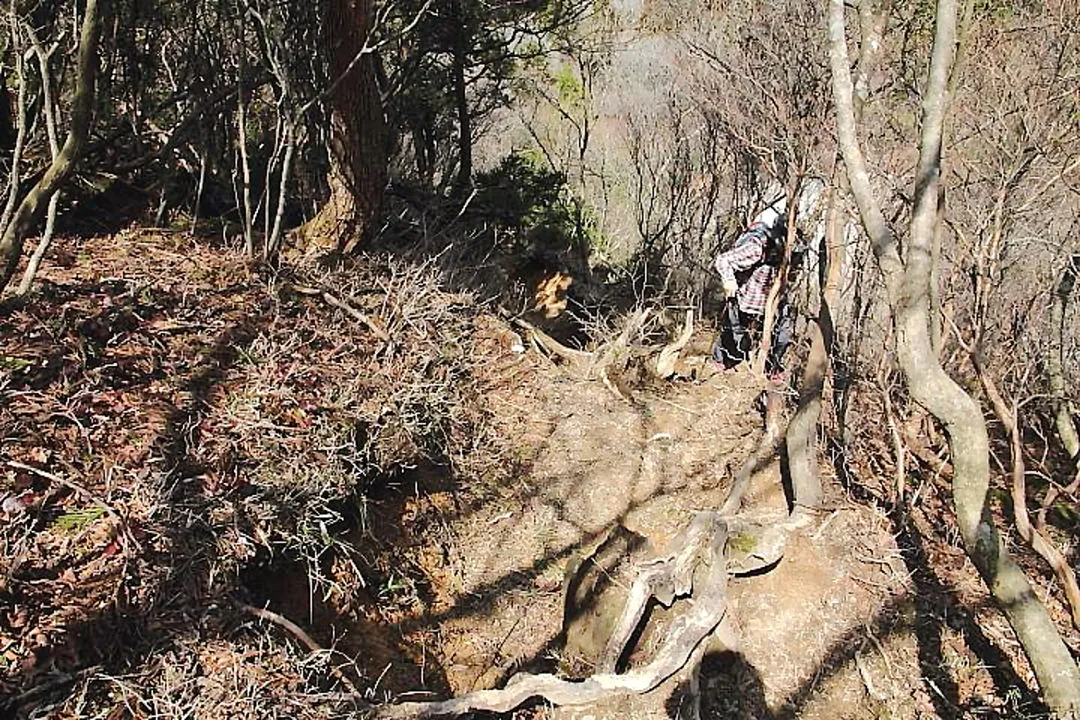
{"left": 8, "top": 461, "right": 121, "bottom": 525}
{"left": 511, "top": 317, "right": 592, "bottom": 363}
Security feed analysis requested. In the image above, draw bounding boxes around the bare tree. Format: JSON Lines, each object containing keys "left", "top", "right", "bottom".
{"left": 828, "top": 0, "right": 1080, "bottom": 713}
{"left": 0, "top": 0, "right": 102, "bottom": 293}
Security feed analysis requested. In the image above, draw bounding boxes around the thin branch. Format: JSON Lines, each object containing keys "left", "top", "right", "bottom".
{"left": 238, "top": 603, "right": 362, "bottom": 696}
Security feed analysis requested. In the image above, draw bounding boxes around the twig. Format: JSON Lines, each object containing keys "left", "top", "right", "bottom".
{"left": 238, "top": 602, "right": 361, "bottom": 695}
{"left": 292, "top": 284, "right": 390, "bottom": 342}
{"left": 882, "top": 387, "right": 906, "bottom": 503}
{"left": 7, "top": 461, "right": 120, "bottom": 523}
{"left": 651, "top": 396, "right": 700, "bottom": 417}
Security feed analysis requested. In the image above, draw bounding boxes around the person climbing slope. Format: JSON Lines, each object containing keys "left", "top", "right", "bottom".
{"left": 711, "top": 213, "right": 798, "bottom": 380}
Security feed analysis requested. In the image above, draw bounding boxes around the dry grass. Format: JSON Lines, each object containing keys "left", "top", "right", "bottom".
{"left": 0, "top": 231, "right": 535, "bottom": 718}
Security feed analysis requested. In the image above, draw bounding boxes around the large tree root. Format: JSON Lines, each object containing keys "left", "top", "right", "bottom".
{"left": 378, "top": 512, "right": 731, "bottom": 719}
{"left": 720, "top": 385, "right": 787, "bottom": 515}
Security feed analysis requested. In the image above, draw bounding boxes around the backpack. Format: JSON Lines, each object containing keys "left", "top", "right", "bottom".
{"left": 763, "top": 228, "right": 786, "bottom": 267}
{"left": 734, "top": 222, "right": 786, "bottom": 268}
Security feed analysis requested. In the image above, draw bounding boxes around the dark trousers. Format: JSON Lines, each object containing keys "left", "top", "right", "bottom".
{"left": 712, "top": 299, "right": 793, "bottom": 374}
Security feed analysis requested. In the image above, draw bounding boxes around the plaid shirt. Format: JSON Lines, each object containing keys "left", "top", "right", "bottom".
{"left": 714, "top": 223, "right": 776, "bottom": 315}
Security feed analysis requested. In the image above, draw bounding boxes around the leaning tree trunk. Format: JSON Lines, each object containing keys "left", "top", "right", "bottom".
{"left": 0, "top": 0, "right": 101, "bottom": 293}
{"left": 785, "top": 190, "right": 844, "bottom": 512}
{"left": 828, "top": 0, "right": 1080, "bottom": 714}
{"left": 786, "top": 0, "right": 888, "bottom": 500}
{"left": 1049, "top": 254, "right": 1080, "bottom": 469}
{"left": 302, "top": 0, "right": 388, "bottom": 254}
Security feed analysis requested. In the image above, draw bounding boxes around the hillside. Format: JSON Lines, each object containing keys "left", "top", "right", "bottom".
{"left": 2, "top": 231, "right": 1073, "bottom": 719}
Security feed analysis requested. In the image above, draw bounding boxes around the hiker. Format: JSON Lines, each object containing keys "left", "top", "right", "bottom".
{"left": 711, "top": 215, "right": 798, "bottom": 380}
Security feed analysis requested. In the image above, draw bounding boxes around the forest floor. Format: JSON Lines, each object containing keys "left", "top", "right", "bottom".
{"left": 0, "top": 231, "right": 1073, "bottom": 719}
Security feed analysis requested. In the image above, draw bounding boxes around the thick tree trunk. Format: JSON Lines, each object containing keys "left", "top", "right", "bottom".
{"left": 0, "top": 0, "right": 101, "bottom": 293}
{"left": 829, "top": 0, "right": 1080, "bottom": 713}
{"left": 303, "top": 0, "right": 388, "bottom": 254}
{"left": 785, "top": 191, "right": 844, "bottom": 512}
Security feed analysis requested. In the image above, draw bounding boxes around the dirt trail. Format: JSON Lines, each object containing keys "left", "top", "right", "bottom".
{"left": 393, "top": 354, "right": 921, "bottom": 719}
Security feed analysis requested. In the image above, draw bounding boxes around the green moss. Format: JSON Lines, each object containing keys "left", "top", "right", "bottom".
{"left": 51, "top": 506, "right": 106, "bottom": 533}
{"left": 728, "top": 533, "right": 757, "bottom": 554}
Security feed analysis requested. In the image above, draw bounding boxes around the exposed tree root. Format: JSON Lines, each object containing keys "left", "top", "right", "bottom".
{"left": 720, "top": 385, "right": 788, "bottom": 515}
{"left": 654, "top": 309, "right": 695, "bottom": 379}
{"left": 367, "top": 324, "right": 813, "bottom": 718}
{"left": 377, "top": 512, "right": 732, "bottom": 719}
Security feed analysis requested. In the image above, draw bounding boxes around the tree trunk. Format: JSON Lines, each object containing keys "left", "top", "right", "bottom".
{"left": 0, "top": 69, "right": 15, "bottom": 154}
{"left": 302, "top": 0, "right": 388, "bottom": 254}
{"left": 17, "top": 23, "right": 63, "bottom": 295}
{"left": 828, "top": 0, "right": 1080, "bottom": 713}
{"left": 785, "top": 190, "right": 844, "bottom": 512}
{"left": 786, "top": 0, "right": 888, "bottom": 508}
{"left": 1049, "top": 254, "right": 1080, "bottom": 467}
{"left": 449, "top": 0, "right": 472, "bottom": 192}
{"left": 976, "top": 360, "right": 1080, "bottom": 630}
{"left": 0, "top": 0, "right": 101, "bottom": 293}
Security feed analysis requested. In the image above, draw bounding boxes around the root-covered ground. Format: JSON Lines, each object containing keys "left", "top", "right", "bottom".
{"left": 0, "top": 232, "right": 1073, "bottom": 719}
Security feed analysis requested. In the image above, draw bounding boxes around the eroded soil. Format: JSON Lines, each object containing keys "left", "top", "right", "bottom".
{"left": 336, "top": 353, "right": 931, "bottom": 720}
